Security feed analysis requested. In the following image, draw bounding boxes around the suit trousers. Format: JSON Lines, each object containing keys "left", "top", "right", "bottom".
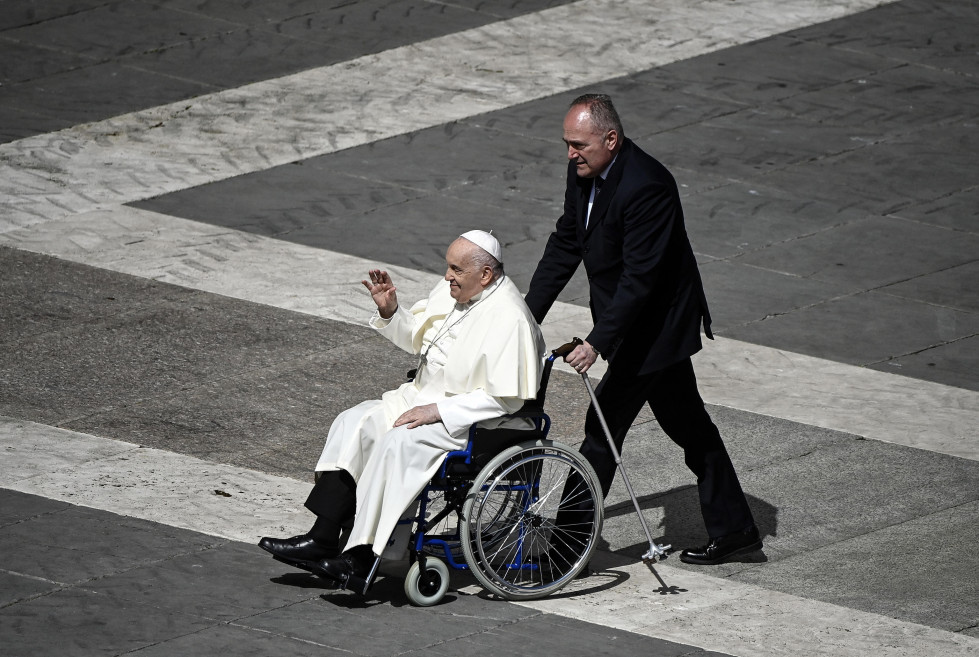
{"left": 582, "top": 356, "right": 755, "bottom": 539}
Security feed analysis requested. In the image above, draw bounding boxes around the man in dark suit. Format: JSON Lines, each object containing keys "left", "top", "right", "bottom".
{"left": 525, "top": 94, "right": 761, "bottom": 565}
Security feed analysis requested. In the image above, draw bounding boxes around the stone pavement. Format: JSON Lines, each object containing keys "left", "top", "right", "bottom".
{"left": 1, "top": 0, "right": 977, "bottom": 655}
{"left": 2, "top": 488, "right": 726, "bottom": 657}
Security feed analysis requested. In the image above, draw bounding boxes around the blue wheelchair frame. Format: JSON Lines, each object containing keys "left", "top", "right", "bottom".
{"left": 398, "top": 351, "right": 560, "bottom": 574}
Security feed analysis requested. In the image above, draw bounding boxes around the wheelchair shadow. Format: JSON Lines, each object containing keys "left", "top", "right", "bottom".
{"left": 271, "top": 571, "right": 461, "bottom": 608}
{"left": 467, "top": 567, "right": 634, "bottom": 603}
{"left": 321, "top": 577, "right": 460, "bottom": 609}
{"left": 269, "top": 487, "right": 779, "bottom": 607}
{"left": 603, "top": 484, "right": 778, "bottom": 565}
{"left": 270, "top": 572, "right": 329, "bottom": 589}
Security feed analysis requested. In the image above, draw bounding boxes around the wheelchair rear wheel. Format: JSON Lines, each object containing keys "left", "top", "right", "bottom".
{"left": 460, "top": 440, "right": 603, "bottom": 601}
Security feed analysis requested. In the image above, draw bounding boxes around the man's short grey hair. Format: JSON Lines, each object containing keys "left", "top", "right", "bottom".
{"left": 470, "top": 246, "right": 505, "bottom": 279}
{"left": 570, "top": 93, "right": 625, "bottom": 138}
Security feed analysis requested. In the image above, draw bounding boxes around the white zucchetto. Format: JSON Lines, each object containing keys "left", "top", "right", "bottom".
{"left": 459, "top": 230, "right": 503, "bottom": 263}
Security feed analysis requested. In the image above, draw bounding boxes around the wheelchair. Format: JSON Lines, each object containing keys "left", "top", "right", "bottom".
{"left": 388, "top": 343, "right": 605, "bottom": 606}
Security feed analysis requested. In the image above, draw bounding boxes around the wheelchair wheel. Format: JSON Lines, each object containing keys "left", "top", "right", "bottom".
{"left": 460, "top": 440, "right": 603, "bottom": 601}
{"left": 404, "top": 556, "right": 450, "bottom": 607}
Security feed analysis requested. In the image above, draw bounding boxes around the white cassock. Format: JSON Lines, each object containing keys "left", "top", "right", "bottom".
{"left": 314, "top": 275, "right": 545, "bottom": 556}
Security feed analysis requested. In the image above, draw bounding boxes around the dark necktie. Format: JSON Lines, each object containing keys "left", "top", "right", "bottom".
{"left": 586, "top": 177, "right": 604, "bottom": 228}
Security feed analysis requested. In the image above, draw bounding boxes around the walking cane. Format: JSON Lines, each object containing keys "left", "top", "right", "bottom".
{"left": 559, "top": 338, "right": 671, "bottom": 562}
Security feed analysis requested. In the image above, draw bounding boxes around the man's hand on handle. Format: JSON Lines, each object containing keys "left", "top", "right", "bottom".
{"left": 362, "top": 268, "right": 398, "bottom": 319}
{"left": 565, "top": 339, "right": 599, "bottom": 374}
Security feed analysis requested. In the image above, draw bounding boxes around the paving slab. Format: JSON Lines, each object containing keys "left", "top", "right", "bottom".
{"left": 0, "top": 503, "right": 218, "bottom": 583}
{"left": 270, "top": 0, "right": 491, "bottom": 53}
{"left": 2, "top": 587, "right": 217, "bottom": 657}
{"left": 631, "top": 33, "right": 902, "bottom": 106}
{"left": 2, "top": 3, "right": 234, "bottom": 59}
{"left": 681, "top": 180, "right": 872, "bottom": 261}
{"left": 0, "top": 0, "right": 108, "bottom": 31}
{"left": 0, "top": 61, "right": 215, "bottom": 132}
{"left": 758, "top": 122, "right": 978, "bottom": 217}
{"left": 122, "top": 28, "right": 351, "bottom": 89}
{"left": 879, "top": 260, "right": 979, "bottom": 313}
{"left": 790, "top": 0, "right": 979, "bottom": 76}
{"left": 721, "top": 288, "right": 979, "bottom": 377}
{"left": 643, "top": 107, "right": 878, "bottom": 181}
{"left": 65, "top": 338, "right": 416, "bottom": 481}
{"left": 0, "top": 245, "right": 193, "bottom": 347}
{"left": 157, "top": 0, "right": 577, "bottom": 24}
{"left": 771, "top": 63, "right": 979, "bottom": 134}
{"left": 736, "top": 500, "right": 979, "bottom": 633}
{"left": 891, "top": 185, "right": 979, "bottom": 234}
{"left": 1, "top": 289, "right": 364, "bottom": 426}
{"left": 698, "top": 259, "right": 853, "bottom": 330}
{"left": 733, "top": 214, "right": 978, "bottom": 294}
{"left": 0, "top": 39, "right": 91, "bottom": 84}
{"left": 865, "top": 334, "right": 979, "bottom": 391}
{"left": 133, "top": 162, "right": 427, "bottom": 238}
{"left": 0, "top": 106, "right": 68, "bottom": 144}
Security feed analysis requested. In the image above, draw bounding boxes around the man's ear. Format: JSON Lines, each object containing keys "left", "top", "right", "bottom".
{"left": 480, "top": 266, "right": 494, "bottom": 286}
{"left": 606, "top": 129, "right": 619, "bottom": 151}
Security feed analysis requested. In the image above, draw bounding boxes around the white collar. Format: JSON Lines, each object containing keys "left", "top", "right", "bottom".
{"left": 457, "top": 274, "right": 504, "bottom": 309}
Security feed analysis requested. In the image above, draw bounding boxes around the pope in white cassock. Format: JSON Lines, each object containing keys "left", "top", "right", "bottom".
{"left": 259, "top": 230, "right": 545, "bottom": 587}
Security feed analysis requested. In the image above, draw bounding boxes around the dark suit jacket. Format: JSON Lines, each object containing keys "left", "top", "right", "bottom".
{"left": 525, "top": 138, "right": 712, "bottom": 377}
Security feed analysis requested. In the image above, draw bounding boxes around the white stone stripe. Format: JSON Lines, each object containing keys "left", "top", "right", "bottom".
{"left": 0, "top": 0, "right": 891, "bottom": 232}
{"left": 2, "top": 205, "right": 975, "bottom": 460}
{"left": 3, "top": 418, "right": 976, "bottom": 656}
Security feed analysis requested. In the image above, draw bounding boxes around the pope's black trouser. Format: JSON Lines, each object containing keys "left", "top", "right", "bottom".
{"left": 305, "top": 469, "right": 357, "bottom": 548}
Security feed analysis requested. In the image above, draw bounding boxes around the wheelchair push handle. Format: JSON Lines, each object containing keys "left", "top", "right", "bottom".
{"left": 550, "top": 337, "right": 583, "bottom": 361}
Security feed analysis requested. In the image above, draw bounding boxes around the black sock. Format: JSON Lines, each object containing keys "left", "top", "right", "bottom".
{"left": 308, "top": 516, "right": 341, "bottom": 548}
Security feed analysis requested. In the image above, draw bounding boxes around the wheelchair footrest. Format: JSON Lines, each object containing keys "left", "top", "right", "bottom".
{"left": 336, "top": 556, "right": 382, "bottom": 596}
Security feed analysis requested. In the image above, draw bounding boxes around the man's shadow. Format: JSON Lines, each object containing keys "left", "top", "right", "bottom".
{"left": 602, "top": 485, "right": 778, "bottom": 564}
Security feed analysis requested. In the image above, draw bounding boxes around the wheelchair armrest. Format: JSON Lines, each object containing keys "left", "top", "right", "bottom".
{"left": 504, "top": 408, "right": 546, "bottom": 419}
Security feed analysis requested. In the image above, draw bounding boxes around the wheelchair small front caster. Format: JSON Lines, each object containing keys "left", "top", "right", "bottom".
{"left": 404, "top": 556, "right": 450, "bottom": 606}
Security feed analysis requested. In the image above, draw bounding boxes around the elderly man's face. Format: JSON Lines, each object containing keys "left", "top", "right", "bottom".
{"left": 563, "top": 105, "right": 617, "bottom": 179}
{"left": 444, "top": 239, "right": 491, "bottom": 303}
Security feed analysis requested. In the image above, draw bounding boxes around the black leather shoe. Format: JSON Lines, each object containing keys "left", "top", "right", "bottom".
{"left": 258, "top": 534, "right": 338, "bottom": 568}
{"left": 679, "top": 526, "right": 762, "bottom": 565}
{"left": 311, "top": 545, "right": 378, "bottom": 593}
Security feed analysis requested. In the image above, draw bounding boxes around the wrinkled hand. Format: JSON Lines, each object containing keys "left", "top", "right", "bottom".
{"left": 362, "top": 268, "right": 398, "bottom": 319}
{"left": 393, "top": 403, "right": 442, "bottom": 429}
{"left": 565, "top": 340, "right": 598, "bottom": 375}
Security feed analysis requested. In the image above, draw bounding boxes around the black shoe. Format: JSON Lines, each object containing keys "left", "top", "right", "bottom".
{"left": 679, "top": 526, "right": 762, "bottom": 565}
{"left": 311, "top": 545, "right": 378, "bottom": 594}
{"left": 258, "top": 534, "right": 338, "bottom": 568}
